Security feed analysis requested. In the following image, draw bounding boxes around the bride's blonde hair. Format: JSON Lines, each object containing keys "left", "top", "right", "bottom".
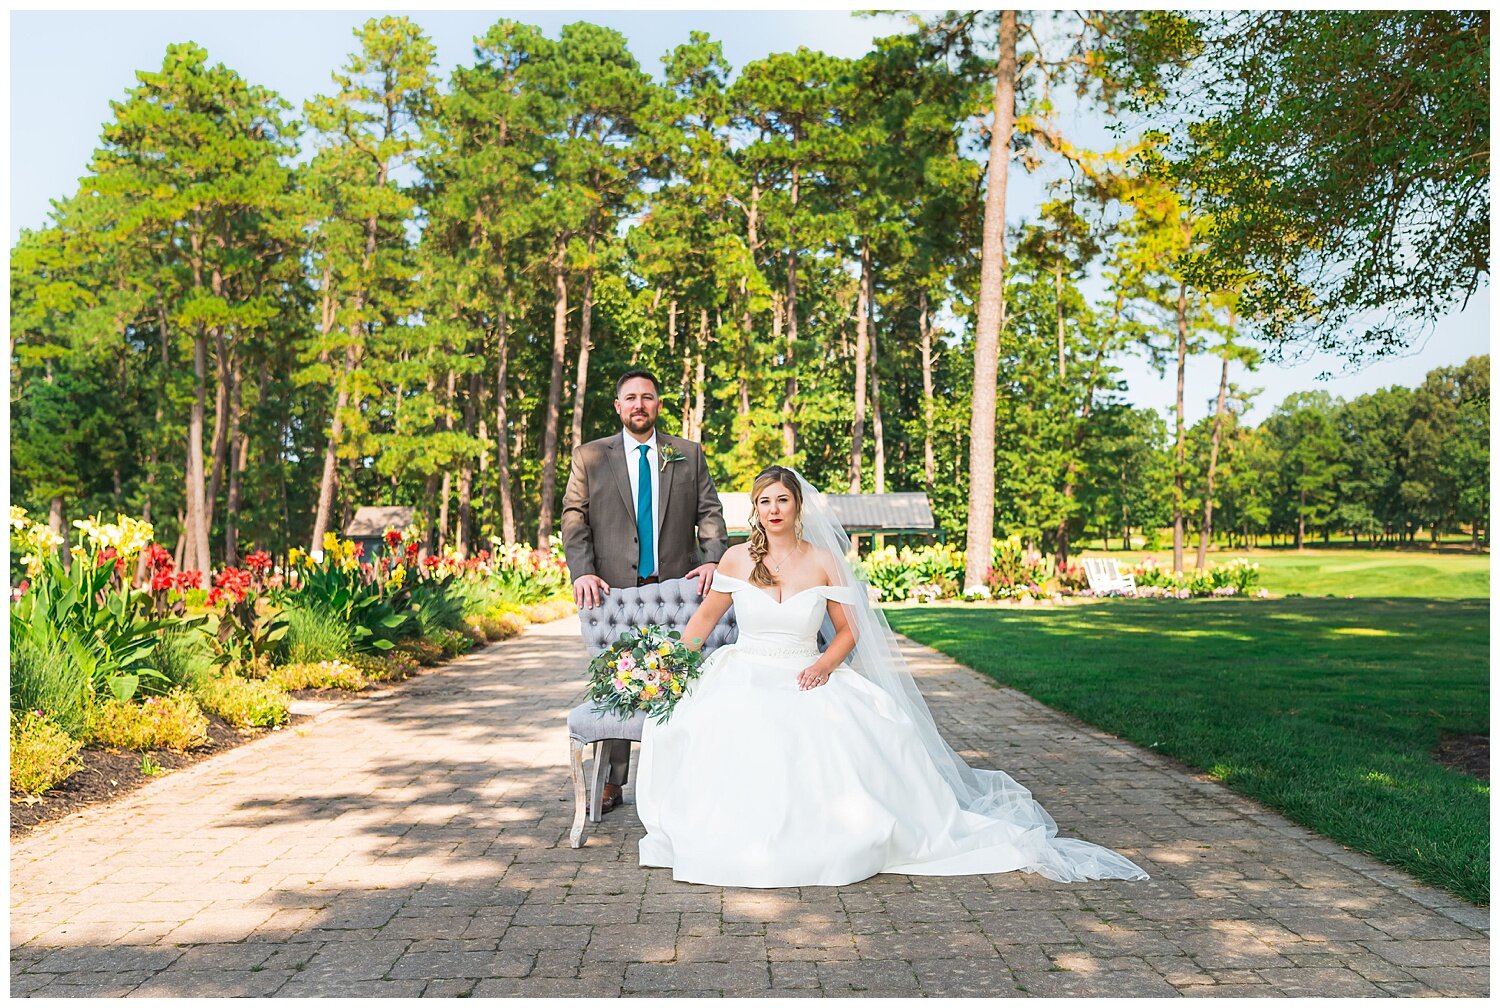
{"left": 746, "top": 466, "right": 804, "bottom": 588}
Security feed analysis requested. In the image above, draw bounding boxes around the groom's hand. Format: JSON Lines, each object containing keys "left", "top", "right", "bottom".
{"left": 684, "top": 562, "right": 717, "bottom": 597}
{"left": 573, "top": 574, "right": 611, "bottom": 610}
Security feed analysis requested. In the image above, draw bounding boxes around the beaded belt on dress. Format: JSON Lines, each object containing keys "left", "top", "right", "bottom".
{"left": 730, "top": 640, "right": 821, "bottom": 658}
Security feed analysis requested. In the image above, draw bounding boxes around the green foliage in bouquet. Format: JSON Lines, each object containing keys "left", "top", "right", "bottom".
{"left": 585, "top": 625, "right": 708, "bottom": 725}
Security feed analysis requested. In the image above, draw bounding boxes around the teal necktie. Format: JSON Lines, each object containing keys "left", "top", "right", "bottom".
{"left": 636, "top": 444, "right": 654, "bottom": 578}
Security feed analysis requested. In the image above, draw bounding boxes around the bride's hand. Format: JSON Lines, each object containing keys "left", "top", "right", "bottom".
{"left": 797, "top": 664, "right": 832, "bottom": 691}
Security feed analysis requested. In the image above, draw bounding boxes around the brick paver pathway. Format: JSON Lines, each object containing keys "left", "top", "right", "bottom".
{"left": 11, "top": 616, "right": 1488, "bottom": 996}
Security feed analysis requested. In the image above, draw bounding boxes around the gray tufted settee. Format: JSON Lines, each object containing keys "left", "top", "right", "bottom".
{"left": 568, "top": 576, "right": 738, "bottom": 848}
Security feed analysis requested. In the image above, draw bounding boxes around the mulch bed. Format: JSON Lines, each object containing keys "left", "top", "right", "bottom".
{"left": 8, "top": 657, "right": 460, "bottom": 837}
{"left": 9, "top": 714, "right": 292, "bottom": 836}
{"left": 1432, "top": 732, "right": 1489, "bottom": 782}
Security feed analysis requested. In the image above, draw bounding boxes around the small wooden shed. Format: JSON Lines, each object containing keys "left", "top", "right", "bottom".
{"left": 717, "top": 491, "right": 936, "bottom": 549}
{"left": 345, "top": 506, "right": 415, "bottom": 560}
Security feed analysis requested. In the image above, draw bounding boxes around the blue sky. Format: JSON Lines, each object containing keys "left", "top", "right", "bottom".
{"left": 9, "top": 10, "right": 1489, "bottom": 427}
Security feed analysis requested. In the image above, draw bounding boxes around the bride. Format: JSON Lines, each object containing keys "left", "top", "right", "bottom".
{"left": 635, "top": 464, "right": 1148, "bottom": 888}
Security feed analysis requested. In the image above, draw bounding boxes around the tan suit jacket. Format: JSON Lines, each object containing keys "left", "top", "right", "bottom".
{"left": 561, "top": 431, "right": 728, "bottom": 587}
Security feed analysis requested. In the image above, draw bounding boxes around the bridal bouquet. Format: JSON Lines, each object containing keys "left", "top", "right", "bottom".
{"left": 586, "top": 624, "right": 707, "bottom": 724}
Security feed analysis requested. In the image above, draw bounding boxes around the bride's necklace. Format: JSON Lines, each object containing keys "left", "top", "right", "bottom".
{"left": 766, "top": 540, "right": 804, "bottom": 576}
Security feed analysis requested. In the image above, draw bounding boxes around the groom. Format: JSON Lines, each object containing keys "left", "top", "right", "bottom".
{"left": 561, "top": 368, "right": 728, "bottom": 812}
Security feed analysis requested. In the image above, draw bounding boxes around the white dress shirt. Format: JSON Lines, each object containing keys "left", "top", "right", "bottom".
{"left": 623, "top": 428, "right": 661, "bottom": 572}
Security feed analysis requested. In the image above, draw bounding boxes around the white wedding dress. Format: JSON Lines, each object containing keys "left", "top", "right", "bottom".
{"left": 636, "top": 571, "right": 1149, "bottom": 888}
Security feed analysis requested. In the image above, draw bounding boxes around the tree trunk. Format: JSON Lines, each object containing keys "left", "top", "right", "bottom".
{"left": 737, "top": 183, "right": 761, "bottom": 449}
{"left": 963, "top": 10, "right": 1016, "bottom": 591}
{"left": 494, "top": 312, "right": 517, "bottom": 544}
{"left": 1296, "top": 489, "right": 1306, "bottom": 549}
{"left": 186, "top": 322, "right": 211, "bottom": 573}
{"left": 436, "top": 367, "right": 457, "bottom": 552}
{"left": 438, "top": 472, "right": 452, "bottom": 553}
{"left": 1171, "top": 273, "right": 1189, "bottom": 574}
{"left": 537, "top": 245, "right": 569, "bottom": 546}
{"left": 1197, "top": 350, "right": 1231, "bottom": 570}
{"left": 693, "top": 311, "right": 707, "bottom": 442}
{"left": 850, "top": 238, "right": 871, "bottom": 493}
{"left": 310, "top": 344, "right": 355, "bottom": 556}
{"left": 783, "top": 161, "right": 801, "bottom": 460}
{"left": 457, "top": 368, "right": 478, "bottom": 557}
{"left": 224, "top": 355, "right": 245, "bottom": 566}
{"left": 569, "top": 238, "right": 596, "bottom": 451}
{"left": 866, "top": 254, "right": 884, "bottom": 494}
{"left": 1055, "top": 260, "right": 1066, "bottom": 380}
{"left": 920, "top": 290, "right": 936, "bottom": 487}
{"left": 311, "top": 209, "right": 376, "bottom": 556}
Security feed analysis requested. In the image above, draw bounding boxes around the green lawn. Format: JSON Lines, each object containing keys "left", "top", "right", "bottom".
{"left": 887, "top": 597, "right": 1490, "bottom": 905}
{"left": 1082, "top": 549, "right": 1490, "bottom": 599}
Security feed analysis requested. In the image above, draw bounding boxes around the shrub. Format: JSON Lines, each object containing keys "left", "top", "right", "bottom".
{"left": 11, "top": 711, "right": 85, "bottom": 795}
{"left": 482, "top": 612, "right": 528, "bottom": 640}
{"left": 10, "top": 629, "right": 91, "bottom": 738}
{"left": 268, "top": 659, "right": 368, "bottom": 692}
{"left": 392, "top": 639, "right": 446, "bottom": 666}
{"left": 520, "top": 598, "right": 575, "bottom": 624}
{"left": 279, "top": 604, "right": 352, "bottom": 664}
{"left": 192, "top": 674, "right": 289, "bottom": 728}
{"left": 89, "top": 689, "right": 210, "bottom": 751}
{"left": 347, "top": 651, "right": 417, "bottom": 683}
{"left": 428, "top": 627, "right": 474, "bottom": 657}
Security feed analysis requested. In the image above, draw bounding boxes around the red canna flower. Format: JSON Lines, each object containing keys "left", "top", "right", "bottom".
{"left": 245, "top": 549, "right": 272, "bottom": 572}
{"left": 176, "top": 570, "right": 203, "bottom": 590}
{"left": 405, "top": 542, "right": 419, "bottom": 559}
{"left": 384, "top": 528, "right": 402, "bottom": 547}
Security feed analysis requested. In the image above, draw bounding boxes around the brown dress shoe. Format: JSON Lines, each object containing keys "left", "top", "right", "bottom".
{"left": 601, "top": 783, "right": 623, "bottom": 813}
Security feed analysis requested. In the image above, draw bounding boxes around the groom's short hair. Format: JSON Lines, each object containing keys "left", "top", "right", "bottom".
{"left": 615, "top": 369, "right": 660, "bottom": 398}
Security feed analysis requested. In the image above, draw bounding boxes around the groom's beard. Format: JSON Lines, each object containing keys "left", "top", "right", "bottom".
{"left": 626, "top": 413, "right": 654, "bottom": 435}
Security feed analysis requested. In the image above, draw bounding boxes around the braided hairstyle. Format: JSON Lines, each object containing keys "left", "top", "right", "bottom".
{"left": 746, "top": 465, "right": 805, "bottom": 588}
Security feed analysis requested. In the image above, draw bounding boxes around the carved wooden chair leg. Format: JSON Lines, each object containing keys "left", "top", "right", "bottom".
{"left": 568, "top": 736, "right": 588, "bottom": 848}
{"left": 589, "top": 742, "right": 610, "bottom": 823}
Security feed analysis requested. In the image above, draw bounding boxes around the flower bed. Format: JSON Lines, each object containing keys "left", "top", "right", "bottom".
{"left": 856, "top": 536, "right": 1264, "bottom": 604}
{"left": 9, "top": 508, "right": 577, "bottom": 801}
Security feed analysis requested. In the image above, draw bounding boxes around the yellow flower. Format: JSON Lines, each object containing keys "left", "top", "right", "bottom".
{"left": 389, "top": 565, "right": 405, "bottom": 587}
{"left": 9, "top": 506, "right": 28, "bottom": 531}
{"left": 323, "top": 531, "right": 340, "bottom": 555}
{"left": 641, "top": 685, "right": 659, "bottom": 700}
{"left": 657, "top": 644, "right": 672, "bottom": 656}
{"left": 30, "top": 526, "right": 62, "bottom": 552}
{"left": 288, "top": 546, "right": 305, "bottom": 566}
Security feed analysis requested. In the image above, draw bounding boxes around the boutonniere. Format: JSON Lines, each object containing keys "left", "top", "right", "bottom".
{"left": 659, "top": 446, "right": 686, "bottom": 472}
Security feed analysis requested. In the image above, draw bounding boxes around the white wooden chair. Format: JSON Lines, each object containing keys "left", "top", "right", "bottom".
{"left": 1082, "top": 557, "right": 1137, "bottom": 596}
{"left": 569, "top": 577, "right": 738, "bottom": 848}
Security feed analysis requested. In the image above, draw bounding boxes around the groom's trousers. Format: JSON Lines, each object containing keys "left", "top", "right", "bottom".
{"left": 602, "top": 739, "right": 631, "bottom": 790}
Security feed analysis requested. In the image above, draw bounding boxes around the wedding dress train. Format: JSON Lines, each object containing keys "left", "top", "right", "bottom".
{"left": 636, "top": 571, "right": 1149, "bottom": 888}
